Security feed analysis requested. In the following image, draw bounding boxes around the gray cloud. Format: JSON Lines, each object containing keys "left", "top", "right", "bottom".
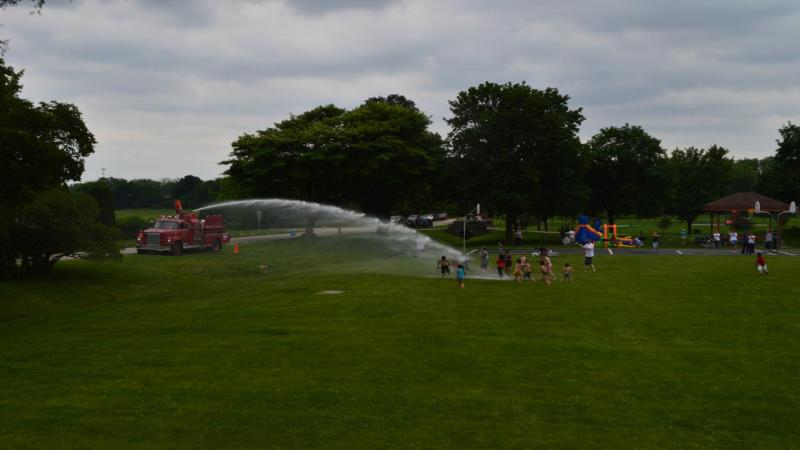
{"left": 1, "top": 0, "right": 798, "bottom": 180}
{"left": 282, "top": 0, "right": 400, "bottom": 15}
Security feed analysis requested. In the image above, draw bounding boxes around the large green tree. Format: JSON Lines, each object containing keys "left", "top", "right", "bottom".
{"left": 758, "top": 122, "right": 800, "bottom": 203}
{"left": 223, "top": 104, "right": 348, "bottom": 204}
{"left": 15, "top": 190, "right": 122, "bottom": 275}
{"left": 0, "top": 58, "right": 118, "bottom": 277}
{"left": 223, "top": 96, "right": 443, "bottom": 217}
{"left": 446, "top": 82, "right": 585, "bottom": 242}
{"left": 340, "top": 98, "right": 444, "bottom": 217}
{"left": 728, "top": 158, "right": 761, "bottom": 194}
{"left": 667, "top": 145, "right": 733, "bottom": 232}
{"left": 585, "top": 124, "right": 669, "bottom": 224}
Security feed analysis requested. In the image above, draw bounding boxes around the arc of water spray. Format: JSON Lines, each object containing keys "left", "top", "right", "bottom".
{"left": 196, "top": 198, "right": 467, "bottom": 262}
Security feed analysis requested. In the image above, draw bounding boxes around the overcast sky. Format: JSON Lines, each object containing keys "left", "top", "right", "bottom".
{"left": 2, "top": 0, "right": 799, "bottom": 181}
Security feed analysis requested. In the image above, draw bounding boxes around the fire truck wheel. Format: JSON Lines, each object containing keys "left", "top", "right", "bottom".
{"left": 212, "top": 239, "right": 222, "bottom": 252}
{"left": 171, "top": 242, "right": 182, "bottom": 256}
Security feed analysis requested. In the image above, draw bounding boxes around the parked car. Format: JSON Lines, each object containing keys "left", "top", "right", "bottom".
{"left": 416, "top": 214, "right": 434, "bottom": 228}
{"left": 434, "top": 212, "right": 448, "bottom": 221}
{"left": 404, "top": 214, "right": 419, "bottom": 227}
{"left": 389, "top": 215, "right": 404, "bottom": 224}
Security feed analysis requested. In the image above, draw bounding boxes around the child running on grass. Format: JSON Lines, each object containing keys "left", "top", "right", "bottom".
{"left": 562, "top": 263, "right": 573, "bottom": 282}
{"left": 756, "top": 252, "right": 768, "bottom": 275}
{"left": 496, "top": 254, "right": 505, "bottom": 278}
{"left": 522, "top": 256, "right": 533, "bottom": 282}
{"left": 539, "top": 258, "right": 552, "bottom": 286}
{"left": 543, "top": 253, "right": 554, "bottom": 284}
{"left": 456, "top": 264, "right": 466, "bottom": 288}
{"left": 514, "top": 258, "right": 523, "bottom": 282}
{"left": 437, "top": 256, "right": 450, "bottom": 278}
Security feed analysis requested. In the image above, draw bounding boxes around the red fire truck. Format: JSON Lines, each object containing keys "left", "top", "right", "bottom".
{"left": 136, "top": 201, "right": 231, "bottom": 255}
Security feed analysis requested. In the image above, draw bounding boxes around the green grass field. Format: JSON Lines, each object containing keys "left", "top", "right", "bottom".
{"left": 3, "top": 235, "right": 799, "bottom": 448}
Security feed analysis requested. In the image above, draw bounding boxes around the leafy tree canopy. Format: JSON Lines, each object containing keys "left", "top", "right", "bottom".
{"left": 667, "top": 145, "right": 733, "bottom": 231}
{"left": 586, "top": 124, "right": 669, "bottom": 224}
{"left": 764, "top": 122, "right": 800, "bottom": 202}
{"left": 222, "top": 97, "right": 443, "bottom": 217}
{"left": 0, "top": 59, "right": 96, "bottom": 206}
{"left": 14, "top": 190, "right": 122, "bottom": 276}
{"left": 0, "top": 0, "right": 45, "bottom": 8}
{"left": 0, "top": 57, "right": 115, "bottom": 278}
{"left": 446, "top": 81, "right": 585, "bottom": 240}
{"left": 728, "top": 158, "right": 761, "bottom": 193}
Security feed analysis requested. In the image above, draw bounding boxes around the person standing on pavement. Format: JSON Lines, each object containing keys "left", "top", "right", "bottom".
{"left": 652, "top": 231, "right": 660, "bottom": 253}
{"left": 746, "top": 232, "right": 756, "bottom": 254}
{"left": 514, "top": 228, "right": 523, "bottom": 247}
{"left": 765, "top": 230, "right": 774, "bottom": 250}
{"left": 713, "top": 230, "right": 721, "bottom": 248}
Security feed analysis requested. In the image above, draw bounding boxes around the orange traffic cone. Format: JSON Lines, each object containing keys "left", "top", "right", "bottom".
{"left": 234, "top": 242, "right": 239, "bottom": 254}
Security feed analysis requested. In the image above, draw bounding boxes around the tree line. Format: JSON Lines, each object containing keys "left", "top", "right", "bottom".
{"left": 71, "top": 175, "right": 224, "bottom": 211}
{"left": 72, "top": 86, "right": 798, "bottom": 246}
{"left": 3, "top": 54, "right": 799, "bottom": 277}
{"left": 222, "top": 83, "right": 800, "bottom": 242}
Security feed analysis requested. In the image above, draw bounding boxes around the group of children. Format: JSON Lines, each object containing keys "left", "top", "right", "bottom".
{"left": 437, "top": 236, "right": 770, "bottom": 287}
{"left": 502, "top": 254, "right": 573, "bottom": 285}
{"left": 438, "top": 249, "right": 577, "bottom": 288}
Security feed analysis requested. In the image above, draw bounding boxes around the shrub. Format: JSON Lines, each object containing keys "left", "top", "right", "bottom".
{"left": 117, "top": 216, "right": 150, "bottom": 238}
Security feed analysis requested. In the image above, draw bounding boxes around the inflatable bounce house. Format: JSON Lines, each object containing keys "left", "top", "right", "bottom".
{"left": 575, "top": 215, "right": 637, "bottom": 248}
{"left": 575, "top": 215, "right": 603, "bottom": 245}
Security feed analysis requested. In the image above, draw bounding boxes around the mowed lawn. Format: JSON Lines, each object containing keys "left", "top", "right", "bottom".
{"left": 1, "top": 236, "right": 799, "bottom": 448}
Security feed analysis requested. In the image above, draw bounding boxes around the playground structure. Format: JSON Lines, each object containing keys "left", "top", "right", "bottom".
{"left": 574, "top": 215, "right": 638, "bottom": 248}
{"left": 602, "top": 224, "right": 636, "bottom": 248}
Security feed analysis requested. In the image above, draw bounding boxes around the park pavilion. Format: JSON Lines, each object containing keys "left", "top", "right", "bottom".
{"left": 702, "top": 191, "right": 788, "bottom": 235}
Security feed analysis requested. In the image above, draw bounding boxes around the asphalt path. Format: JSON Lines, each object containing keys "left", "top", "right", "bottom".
{"left": 507, "top": 246, "right": 798, "bottom": 257}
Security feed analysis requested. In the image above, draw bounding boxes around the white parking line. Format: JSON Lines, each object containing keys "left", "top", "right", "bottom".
{"left": 607, "top": 248, "right": 614, "bottom": 255}
{"left": 676, "top": 250, "right": 683, "bottom": 255}
{"left": 778, "top": 251, "right": 794, "bottom": 256}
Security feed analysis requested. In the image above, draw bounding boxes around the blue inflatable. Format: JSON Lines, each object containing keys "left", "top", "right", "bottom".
{"left": 575, "top": 215, "right": 603, "bottom": 244}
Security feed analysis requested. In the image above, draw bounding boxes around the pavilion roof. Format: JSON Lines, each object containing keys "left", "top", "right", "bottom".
{"left": 702, "top": 192, "right": 788, "bottom": 213}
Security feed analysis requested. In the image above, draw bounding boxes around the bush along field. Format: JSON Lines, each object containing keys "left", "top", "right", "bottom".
{"left": 2, "top": 235, "right": 799, "bottom": 448}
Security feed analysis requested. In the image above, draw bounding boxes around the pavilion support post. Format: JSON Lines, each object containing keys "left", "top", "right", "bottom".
{"left": 709, "top": 212, "right": 714, "bottom": 235}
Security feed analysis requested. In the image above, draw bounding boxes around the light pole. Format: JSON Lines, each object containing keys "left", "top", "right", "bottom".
{"left": 463, "top": 203, "right": 480, "bottom": 255}
{"left": 755, "top": 200, "right": 796, "bottom": 250}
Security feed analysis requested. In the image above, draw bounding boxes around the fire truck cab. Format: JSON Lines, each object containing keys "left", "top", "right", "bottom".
{"left": 136, "top": 201, "right": 230, "bottom": 255}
